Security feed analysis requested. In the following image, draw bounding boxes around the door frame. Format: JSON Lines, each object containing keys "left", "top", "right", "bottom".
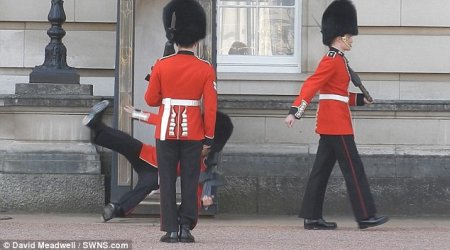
{"left": 111, "top": 0, "right": 217, "bottom": 204}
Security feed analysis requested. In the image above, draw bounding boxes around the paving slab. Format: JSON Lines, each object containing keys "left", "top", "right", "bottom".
{"left": 0, "top": 213, "right": 449, "bottom": 250}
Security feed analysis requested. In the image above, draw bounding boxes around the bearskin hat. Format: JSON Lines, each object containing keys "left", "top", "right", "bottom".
{"left": 321, "top": 0, "right": 358, "bottom": 46}
{"left": 163, "top": 0, "right": 207, "bottom": 47}
{"left": 211, "top": 111, "right": 234, "bottom": 153}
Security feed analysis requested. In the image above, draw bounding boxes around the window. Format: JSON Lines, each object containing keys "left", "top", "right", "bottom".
{"left": 217, "top": 0, "right": 300, "bottom": 73}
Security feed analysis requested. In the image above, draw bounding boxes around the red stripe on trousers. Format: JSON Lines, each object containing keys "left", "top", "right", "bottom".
{"left": 340, "top": 136, "right": 368, "bottom": 219}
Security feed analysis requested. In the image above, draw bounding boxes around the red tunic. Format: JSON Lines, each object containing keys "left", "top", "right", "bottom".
{"left": 290, "top": 48, "right": 364, "bottom": 135}
{"left": 139, "top": 112, "right": 159, "bottom": 167}
{"left": 145, "top": 51, "right": 217, "bottom": 143}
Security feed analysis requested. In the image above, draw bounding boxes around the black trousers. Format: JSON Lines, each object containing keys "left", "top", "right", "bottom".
{"left": 299, "top": 135, "right": 376, "bottom": 221}
{"left": 156, "top": 139, "right": 202, "bottom": 232}
{"left": 93, "top": 122, "right": 159, "bottom": 215}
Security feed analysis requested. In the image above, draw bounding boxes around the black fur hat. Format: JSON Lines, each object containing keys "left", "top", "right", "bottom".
{"left": 211, "top": 111, "right": 234, "bottom": 153}
{"left": 163, "top": 0, "right": 207, "bottom": 47}
{"left": 321, "top": 0, "right": 358, "bottom": 46}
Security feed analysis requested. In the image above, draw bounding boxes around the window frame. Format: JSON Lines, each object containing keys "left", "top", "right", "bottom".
{"left": 217, "top": 0, "right": 302, "bottom": 73}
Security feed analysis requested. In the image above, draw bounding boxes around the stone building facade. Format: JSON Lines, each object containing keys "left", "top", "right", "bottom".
{"left": 1, "top": 0, "right": 449, "bottom": 215}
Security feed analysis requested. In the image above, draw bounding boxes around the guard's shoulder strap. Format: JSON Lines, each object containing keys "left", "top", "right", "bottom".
{"left": 327, "top": 51, "right": 337, "bottom": 58}
{"left": 195, "top": 56, "right": 212, "bottom": 66}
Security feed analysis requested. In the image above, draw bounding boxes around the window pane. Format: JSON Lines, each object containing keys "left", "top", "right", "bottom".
{"left": 259, "top": 0, "right": 295, "bottom": 7}
{"left": 219, "top": 7, "right": 256, "bottom": 55}
{"left": 259, "top": 7, "right": 295, "bottom": 56}
{"left": 220, "top": 0, "right": 253, "bottom": 7}
{"left": 219, "top": 7, "right": 294, "bottom": 56}
{"left": 220, "top": 0, "right": 296, "bottom": 7}
{"left": 217, "top": 0, "right": 298, "bottom": 73}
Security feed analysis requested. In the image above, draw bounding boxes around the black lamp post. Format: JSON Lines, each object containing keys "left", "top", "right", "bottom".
{"left": 29, "top": 0, "right": 80, "bottom": 84}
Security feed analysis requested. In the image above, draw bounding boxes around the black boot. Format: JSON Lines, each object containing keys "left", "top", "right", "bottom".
{"left": 304, "top": 218, "right": 337, "bottom": 230}
{"left": 101, "top": 203, "right": 122, "bottom": 222}
{"left": 179, "top": 225, "right": 195, "bottom": 243}
{"left": 358, "top": 216, "right": 389, "bottom": 229}
{"left": 82, "top": 100, "right": 110, "bottom": 128}
{"left": 160, "top": 232, "right": 179, "bottom": 243}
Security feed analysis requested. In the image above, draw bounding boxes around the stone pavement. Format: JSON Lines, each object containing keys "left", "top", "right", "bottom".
{"left": 1, "top": 213, "right": 450, "bottom": 250}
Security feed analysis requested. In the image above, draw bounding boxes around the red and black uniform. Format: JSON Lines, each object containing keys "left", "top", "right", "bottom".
{"left": 289, "top": 47, "right": 376, "bottom": 221}
{"left": 90, "top": 121, "right": 159, "bottom": 217}
{"left": 146, "top": 50, "right": 217, "bottom": 232}
{"left": 138, "top": 113, "right": 159, "bottom": 167}
{"left": 90, "top": 111, "right": 209, "bottom": 218}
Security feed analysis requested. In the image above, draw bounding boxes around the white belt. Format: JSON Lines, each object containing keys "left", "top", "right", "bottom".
{"left": 319, "top": 94, "right": 349, "bottom": 103}
{"left": 160, "top": 98, "right": 201, "bottom": 140}
{"left": 162, "top": 99, "right": 200, "bottom": 106}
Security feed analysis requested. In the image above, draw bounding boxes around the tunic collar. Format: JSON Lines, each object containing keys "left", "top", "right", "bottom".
{"left": 329, "top": 47, "right": 344, "bottom": 57}
{"left": 177, "top": 50, "right": 195, "bottom": 56}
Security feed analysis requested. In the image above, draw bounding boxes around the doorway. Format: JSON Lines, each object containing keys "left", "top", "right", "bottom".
{"left": 112, "top": 0, "right": 217, "bottom": 214}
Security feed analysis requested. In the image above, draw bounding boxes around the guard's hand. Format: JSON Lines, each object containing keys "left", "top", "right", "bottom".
{"left": 201, "top": 146, "right": 211, "bottom": 157}
{"left": 364, "top": 97, "right": 374, "bottom": 105}
{"left": 284, "top": 114, "right": 296, "bottom": 128}
{"left": 123, "top": 105, "right": 136, "bottom": 117}
{"left": 202, "top": 195, "right": 214, "bottom": 207}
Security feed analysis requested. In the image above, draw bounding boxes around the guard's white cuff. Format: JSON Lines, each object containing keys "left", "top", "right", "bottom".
{"left": 132, "top": 110, "right": 149, "bottom": 121}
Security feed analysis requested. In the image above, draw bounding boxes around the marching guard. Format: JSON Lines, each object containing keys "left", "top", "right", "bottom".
{"left": 284, "top": 0, "right": 388, "bottom": 230}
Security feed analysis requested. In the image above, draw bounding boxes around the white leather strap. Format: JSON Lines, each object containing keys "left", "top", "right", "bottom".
{"left": 160, "top": 98, "right": 201, "bottom": 140}
{"left": 160, "top": 99, "right": 172, "bottom": 141}
{"left": 319, "top": 94, "right": 349, "bottom": 103}
{"left": 131, "top": 110, "right": 149, "bottom": 121}
{"left": 162, "top": 98, "right": 200, "bottom": 106}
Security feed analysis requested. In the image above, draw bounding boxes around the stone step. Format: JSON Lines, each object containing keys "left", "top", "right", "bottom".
{"left": 0, "top": 141, "right": 101, "bottom": 174}
{"left": 0, "top": 141, "right": 104, "bottom": 213}
{"left": 0, "top": 173, "right": 104, "bottom": 213}
{"left": 132, "top": 192, "right": 218, "bottom": 216}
